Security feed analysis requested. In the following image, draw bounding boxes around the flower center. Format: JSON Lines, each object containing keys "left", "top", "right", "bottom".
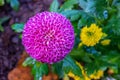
{"left": 44, "top": 30, "right": 55, "bottom": 45}
{"left": 86, "top": 31, "right": 94, "bottom": 37}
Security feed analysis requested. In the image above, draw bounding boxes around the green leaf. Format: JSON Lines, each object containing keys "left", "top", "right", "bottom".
{"left": 52, "top": 61, "right": 63, "bottom": 78}
{"left": 0, "top": 16, "right": 10, "bottom": 24}
{"left": 0, "top": 24, "right": 4, "bottom": 32}
{"left": 79, "top": 0, "right": 87, "bottom": 10}
{"left": 60, "top": 10, "right": 80, "bottom": 18}
{"left": 10, "top": 0, "right": 20, "bottom": 11}
{"left": 100, "top": 50, "right": 120, "bottom": 64}
{"left": 72, "top": 21, "right": 79, "bottom": 33}
{"left": 11, "top": 23, "right": 24, "bottom": 32}
{"left": 116, "top": 3, "right": 120, "bottom": 18}
{"left": 79, "top": 0, "right": 108, "bottom": 19}
{"left": 85, "top": 62, "right": 97, "bottom": 75}
{"left": 59, "top": 0, "right": 79, "bottom": 12}
{"left": 39, "top": 63, "right": 49, "bottom": 75}
{"left": 70, "top": 48, "right": 85, "bottom": 60}
{"left": 77, "top": 12, "right": 94, "bottom": 28}
{"left": 70, "top": 13, "right": 81, "bottom": 21}
{"left": 32, "top": 62, "right": 48, "bottom": 80}
{"left": 62, "top": 55, "right": 82, "bottom": 77}
{"left": 0, "top": 0, "right": 4, "bottom": 6}
{"left": 22, "top": 57, "right": 35, "bottom": 67}
{"left": 49, "top": 0, "right": 59, "bottom": 12}
{"left": 105, "top": 15, "right": 120, "bottom": 36}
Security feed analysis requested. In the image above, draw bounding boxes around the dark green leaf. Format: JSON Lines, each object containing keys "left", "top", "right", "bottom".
{"left": 0, "top": 24, "right": 4, "bottom": 32}
{"left": 77, "top": 12, "right": 94, "bottom": 28}
{"left": 59, "top": 0, "right": 79, "bottom": 12}
{"left": 62, "top": 55, "right": 82, "bottom": 77}
{"left": 11, "top": 23, "right": 24, "bottom": 32}
{"left": 10, "top": 0, "right": 20, "bottom": 11}
{"left": 39, "top": 63, "right": 49, "bottom": 75}
{"left": 32, "top": 62, "right": 49, "bottom": 80}
{"left": 52, "top": 61, "right": 63, "bottom": 78}
{"left": 49, "top": 0, "right": 59, "bottom": 12}
{"left": 85, "top": 62, "right": 97, "bottom": 75}
{"left": 70, "top": 48, "right": 85, "bottom": 60}
{"left": 0, "top": 16, "right": 10, "bottom": 24}
{"left": 60, "top": 10, "right": 80, "bottom": 18}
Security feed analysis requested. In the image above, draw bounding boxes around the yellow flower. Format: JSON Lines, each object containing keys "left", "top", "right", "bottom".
{"left": 101, "top": 39, "right": 111, "bottom": 46}
{"left": 68, "top": 72, "right": 81, "bottom": 80}
{"left": 89, "top": 70, "right": 104, "bottom": 79}
{"left": 66, "top": 61, "right": 104, "bottom": 80}
{"left": 76, "top": 62, "right": 91, "bottom": 80}
{"left": 80, "top": 24, "right": 103, "bottom": 46}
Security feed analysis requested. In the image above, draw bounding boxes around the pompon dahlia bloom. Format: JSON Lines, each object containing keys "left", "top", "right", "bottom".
{"left": 80, "top": 24, "right": 103, "bottom": 46}
{"left": 22, "top": 12, "right": 75, "bottom": 64}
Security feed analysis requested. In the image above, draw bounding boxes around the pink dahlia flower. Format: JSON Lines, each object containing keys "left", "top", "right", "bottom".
{"left": 22, "top": 12, "right": 75, "bottom": 64}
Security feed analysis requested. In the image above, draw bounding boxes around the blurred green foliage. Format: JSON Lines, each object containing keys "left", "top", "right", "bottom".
{"left": 22, "top": 0, "right": 120, "bottom": 79}
{"left": 0, "top": 16, "right": 10, "bottom": 32}
{"left": 50, "top": 0, "right": 120, "bottom": 79}
{"left": 0, "top": 0, "right": 20, "bottom": 11}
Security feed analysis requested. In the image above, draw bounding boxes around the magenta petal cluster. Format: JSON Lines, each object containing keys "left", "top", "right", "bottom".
{"left": 22, "top": 12, "right": 75, "bottom": 64}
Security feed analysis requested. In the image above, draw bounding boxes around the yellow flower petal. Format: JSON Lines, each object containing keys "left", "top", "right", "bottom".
{"left": 90, "top": 70, "right": 104, "bottom": 79}
{"left": 80, "top": 24, "right": 103, "bottom": 46}
{"left": 68, "top": 72, "right": 81, "bottom": 80}
{"left": 101, "top": 39, "right": 111, "bottom": 46}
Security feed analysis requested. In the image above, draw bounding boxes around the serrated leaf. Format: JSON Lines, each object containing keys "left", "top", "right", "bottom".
{"left": 59, "top": 0, "right": 79, "bottom": 12}
{"left": 10, "top": 0, "right": 20, "bottom": 11}
{"left": 11, "top": 23, "right": 24, "bottom": 32}
{"left": 0, "top": 0, "right": 4, "bottom": 6}
{"left": 49, "top": 0, "right": 59, "bottom": 12}
{"left": 62, "top": 55, "right": 82, "bottom": 77}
